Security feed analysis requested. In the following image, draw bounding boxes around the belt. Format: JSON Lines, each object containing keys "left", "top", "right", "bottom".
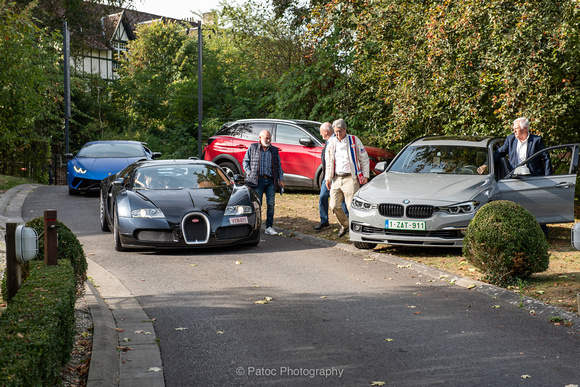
{"left": 336, "top": 173, "right": 351, "bottom": 177}
{"left": 260, "top": 175, "right": 272, "bottom": 178}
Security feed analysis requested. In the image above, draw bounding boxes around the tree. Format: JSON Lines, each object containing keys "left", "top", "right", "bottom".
{"left": 0, "top": 2, "right": 62, "bottom": 181}
{"left": 306, "top": 0, "right": 580, "bottom": 147}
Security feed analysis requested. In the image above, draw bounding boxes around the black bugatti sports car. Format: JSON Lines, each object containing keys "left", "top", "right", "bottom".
{"left": 99, "top": 159, "right": 262, "bottom": 251}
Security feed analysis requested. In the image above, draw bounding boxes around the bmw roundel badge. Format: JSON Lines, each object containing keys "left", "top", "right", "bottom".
{"left": 403, "top": 199, "right": 410, "bottom": 204}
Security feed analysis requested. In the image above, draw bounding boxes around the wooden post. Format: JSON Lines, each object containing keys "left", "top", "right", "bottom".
{"left": 44, "top": 209, "right": 58, "bottom": 265}
{"left": 5, "top": 223, "right": 22, "bottom": 302}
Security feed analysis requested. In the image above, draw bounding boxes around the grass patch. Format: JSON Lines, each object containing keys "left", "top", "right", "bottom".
{"left": 0, "top": 174, "right": 35, "bottom": 191}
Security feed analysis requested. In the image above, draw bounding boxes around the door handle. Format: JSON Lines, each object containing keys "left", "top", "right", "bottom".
{"left": 555, "top": 182, "right": 574, "bottom": 189}
{"left": 236, "top": 145, "right": 246, "bottom": 149}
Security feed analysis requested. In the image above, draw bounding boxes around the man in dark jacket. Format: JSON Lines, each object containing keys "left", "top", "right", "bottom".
{"left": 243, "top": 130, "right": 285, "bottom": 236}
{"left": 478, "top": 117, "right": 552, "bottom": 176}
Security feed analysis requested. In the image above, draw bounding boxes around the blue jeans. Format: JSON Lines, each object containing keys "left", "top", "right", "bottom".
{"left": 319, "top": 182, "right": 348, "bottom": 224}
{"left": 254, "top": 177, "right": 276, "bottom": 228}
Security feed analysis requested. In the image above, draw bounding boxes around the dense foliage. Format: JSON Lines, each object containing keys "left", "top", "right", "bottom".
{"left": 2, "top": 0, "right": 580, "bottom": 187}
{"left": 463, "top": 200, "right": 550, "bottom": 286}
{"left": 305, "top": 0, "right": 580, "bottom": 148}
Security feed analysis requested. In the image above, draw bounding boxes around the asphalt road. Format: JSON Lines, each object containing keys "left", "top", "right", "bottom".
{"left": 24, "top": 185, "right": 580, "bottom": 386}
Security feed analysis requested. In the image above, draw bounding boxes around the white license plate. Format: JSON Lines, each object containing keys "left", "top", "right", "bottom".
{"left": 229, "top": 216, "right": 248, "bottom": 225}
{"left": 385, "top": 219, "right": 426, "bottom": 230}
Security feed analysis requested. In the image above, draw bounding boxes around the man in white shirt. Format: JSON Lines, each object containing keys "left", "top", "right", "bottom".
{"left": 324, "top": 119, "right": 369, "bottom": 237}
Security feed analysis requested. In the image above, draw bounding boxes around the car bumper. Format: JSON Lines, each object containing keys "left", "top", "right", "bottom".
{"left": 117, "top": 214, "right": 260, "bottom": 249}
{"left": 349, "top": 209, "right": 472, "bottom": 248}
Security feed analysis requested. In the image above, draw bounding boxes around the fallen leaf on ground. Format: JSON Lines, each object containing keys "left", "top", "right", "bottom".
{"left": 149, "top": 367, "right": 162, "bottom": 372}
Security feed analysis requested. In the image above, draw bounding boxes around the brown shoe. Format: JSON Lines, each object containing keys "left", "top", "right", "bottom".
{"left": 337, "top": 226, "right": 347, "bottom": 237}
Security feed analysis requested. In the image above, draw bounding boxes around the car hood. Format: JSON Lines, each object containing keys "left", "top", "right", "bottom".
{"left": 74, "top": 157, "right": 143, "bottom": 176}
{"left": 358, "top": 172, "right": 490, "bottom": 205}
{"left": 135, "top": 187, "right": 233, "bottom": 224}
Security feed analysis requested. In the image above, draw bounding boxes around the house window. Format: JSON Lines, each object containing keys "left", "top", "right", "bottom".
{"left": 112, "top": 41, "right": 127, "bottom": 51}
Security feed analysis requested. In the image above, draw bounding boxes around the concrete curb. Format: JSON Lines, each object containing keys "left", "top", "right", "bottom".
{"left": 278, "top": 227, "right": 580, "bottom": 328}
{"left": 86, "top": 259, "right": 164, "bottom": 387}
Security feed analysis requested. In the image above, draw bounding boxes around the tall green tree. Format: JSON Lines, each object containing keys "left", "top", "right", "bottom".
{"left": 0, "top": 1, "right": 62, "bottom": 181}
{"left": 306, "top": 0, "right": 580, "bottom": 147}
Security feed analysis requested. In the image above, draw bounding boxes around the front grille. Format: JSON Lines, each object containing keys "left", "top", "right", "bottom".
{"left": 137, "top": 230, "right": 175, "bottom": 242}
{"left": 378, "top": 204, "right": 404, "bottom": 217}
{"left": 377, "top": 203, "right": 433, "bottom": 218}
{"left": 359, "top": 225, "right": 458, "bottom": 238}
{"left": 71, "top": 177, "right": 100, "bottom": 190}
{"left": 406, "top": 205, "right": 434, "bottom": 218}
{"left": 217, "top": 225, "right": 252, "bottom": 240}
{"left": 182, "top": 213, "right": 210, "bottom": 244}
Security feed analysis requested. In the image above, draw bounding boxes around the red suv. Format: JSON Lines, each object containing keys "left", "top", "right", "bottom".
{"left": 202, "top": 119, "right": 396, "bottom": 189}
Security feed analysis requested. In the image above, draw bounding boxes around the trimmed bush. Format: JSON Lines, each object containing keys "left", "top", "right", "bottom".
{"left": 0, "top": 260, "right": 76, "bottom": 385}
{"left": 463, "top": 200, "right": 549, "bottom": 286}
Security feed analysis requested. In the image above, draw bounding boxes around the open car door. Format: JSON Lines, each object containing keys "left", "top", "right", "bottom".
{"left": 497, "top": 144, "right": 579, "bottom": 224}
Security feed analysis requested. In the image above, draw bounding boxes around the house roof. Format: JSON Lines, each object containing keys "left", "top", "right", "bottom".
{"left": 86, "top": 3, "right": 199, "bottom": 50}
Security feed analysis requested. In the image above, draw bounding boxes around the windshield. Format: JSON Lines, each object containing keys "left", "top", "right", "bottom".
{"left": 389, "top": 144, "right": 488, "bottom": 175}
{"left": 78, "top": 143, "right": 146, "bottom": 158}
{"left": 134, "top": 164, "right": 231, "bottom": 189}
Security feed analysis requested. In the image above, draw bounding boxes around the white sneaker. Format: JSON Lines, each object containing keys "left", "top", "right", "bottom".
{"left": 265, "top": 227, "right": 278, "bottom": 236}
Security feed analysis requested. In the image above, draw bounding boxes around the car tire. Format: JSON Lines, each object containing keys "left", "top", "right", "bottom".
{"left": 99, "top": 192, "right": 110, "bottom": 232}
{"left": 68, "top": 187, "right": 79, "bottom": 195}
{"left": 317, "top": 171, "right": 324, "bottom": 190}
{"left": 114, "top": 209, "right": 127, "bottom": 252}
{"left": 353, "top": 241, "right": 377, "bottom": 250}
{"left": 219, "top": 161, "right": 239, "bottom": 180}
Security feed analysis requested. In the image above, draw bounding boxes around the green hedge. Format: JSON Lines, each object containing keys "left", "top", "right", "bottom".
{"left": 0, "top": 260, "right": 76, "bottom": 385}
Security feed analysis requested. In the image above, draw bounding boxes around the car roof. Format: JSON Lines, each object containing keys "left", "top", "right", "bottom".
{"left": 410, "top": 135, "right": 504, "bottom": 147}
{"left": 134, "top": 159, "right": 215, "bottom": 168}
{"left": 83, "top": 140, "right": 147, "bottom": 146}
{"left": 224, "top": 118, "right": 322, "bottom": 126}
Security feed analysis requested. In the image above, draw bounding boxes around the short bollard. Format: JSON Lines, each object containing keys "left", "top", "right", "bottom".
{"left": 44, "top": 209, "right": 58, "bottom": 265}
{"left": 5, "top": 223, "right": 21, "bottom": 302}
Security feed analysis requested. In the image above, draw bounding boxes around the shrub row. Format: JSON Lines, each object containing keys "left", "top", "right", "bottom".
{"left": 0, "top": 216, "right": 87, "bottom": 385}
{"left": 0, "top": 260, "right": 76, "bottom": 385}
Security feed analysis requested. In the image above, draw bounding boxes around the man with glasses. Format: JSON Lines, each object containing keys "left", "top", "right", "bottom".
{"left": 477, "top": 117, "right": 551, "bottom": 176}
{"left": 325, "top": 118, "right": 369, "bottom": 237}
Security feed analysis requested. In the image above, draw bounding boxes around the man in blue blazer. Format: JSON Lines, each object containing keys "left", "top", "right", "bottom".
{"left": 478, "top": 117, "right": 552, "bottom": 176}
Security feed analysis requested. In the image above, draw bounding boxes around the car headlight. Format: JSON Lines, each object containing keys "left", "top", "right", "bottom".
{"left": 352, "top": 197, "right": 377, "bottom": 211}
{"left": 437, "top": 201, "right": 479, "bottom": 214}
{"left": 225, "top": 205, "right": 252, "bottom": 215}
{"left": 131, "top": 208, "right": 165, "bottom": 218}
{"left": 73, "top": 166, "right": 86, "bottom": 174}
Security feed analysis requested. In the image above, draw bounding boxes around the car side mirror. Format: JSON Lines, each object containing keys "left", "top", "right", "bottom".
{"left": 152, "top": 152, "right": 162, "bottom": 159}
{"left": 299, "top": 138, "right": 314, "bottom": 147}
{"left": 64, "top": 153, "right": 74, "bottom": 160}
{"left": 233, "top": 174, "right": 245, "bottom": 185}
{"left": 512, "top": 165, "right": 531, "bottom": 177}
{"left": 374, "top": 161, "right": 388, "bottom": 173}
